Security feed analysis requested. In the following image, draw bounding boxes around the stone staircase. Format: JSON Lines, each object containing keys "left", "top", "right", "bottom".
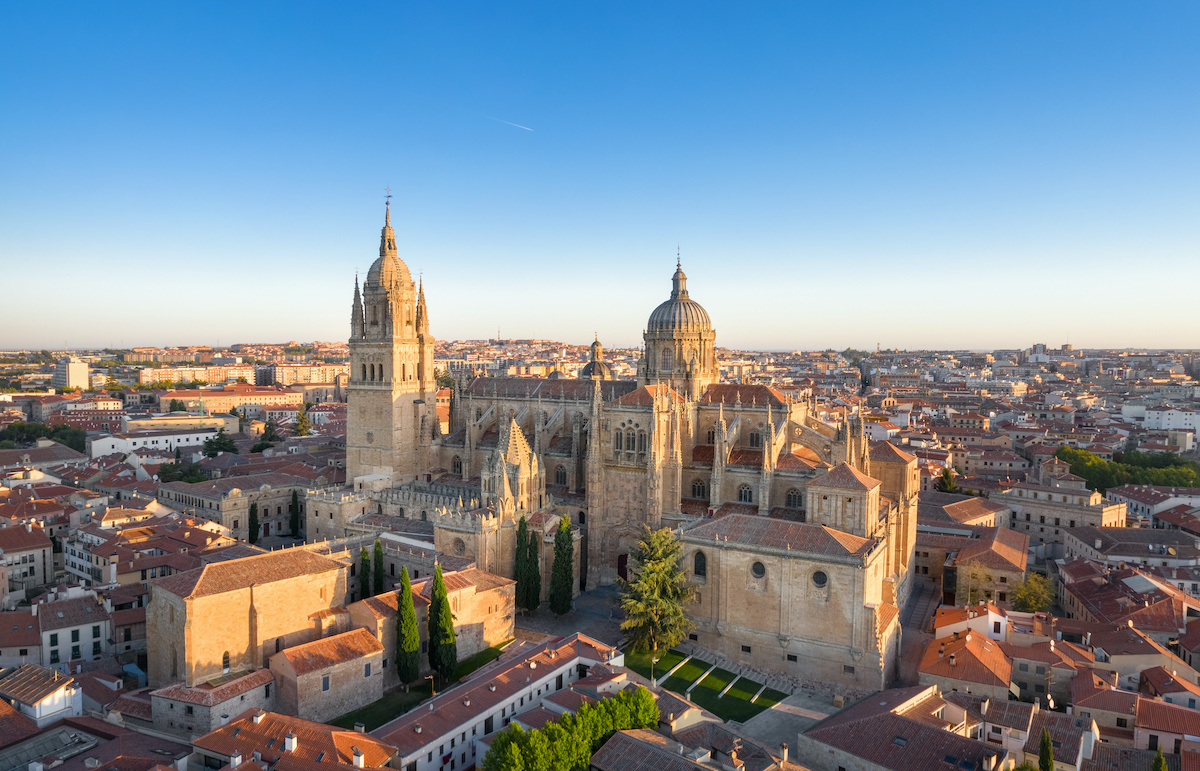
{"left": 679, "top": 644, "right": 798, "bottom": 698}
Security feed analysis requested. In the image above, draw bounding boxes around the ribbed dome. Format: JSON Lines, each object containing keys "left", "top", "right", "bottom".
{"left": 647, "top": 263, "right": 711, "bottom": 332}
{"left": 580, "top": 360, "right": 614, "bottom": 379}
{"left": 366, "top": 253, "right": 411, "bottom": 289}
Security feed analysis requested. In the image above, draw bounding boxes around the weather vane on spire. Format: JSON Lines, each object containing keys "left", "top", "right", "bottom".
{"left": 385, "top": 185, "right": 392, "bottom": 205}
{"left": 677, "top": 244, "right": 681, "bottom": 268}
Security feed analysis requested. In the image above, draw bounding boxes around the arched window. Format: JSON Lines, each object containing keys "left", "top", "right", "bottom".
{"left": 693, "top": 551, "right": 707, "bottom": 578}
{"left": 614, "top": 429, "right": 622, "bottom": 457}
{"left": 369, "top": 363, "right": 375, "bottom": 381}
{"left": 637, "top": 431, "right": 647, "bottom": 455}
{"left": 555, "top": 465, "right": 567, "bottom": 485}
{"left": 452, "top": 456, "right": 462, "bottom": 475}
{"left": 476, "top": 408, "right": 483, "bottom": 421}
{"left": 578, "top": 511, "right": 586, "bottom": 525}
{"left": 692, "top": 479, "right": 708, "bottom": 499}
{"left": 222, "top": 651, "right": 230, "bottom": 674}
{"left": 661, "top": 348, "right": 674, "bottom": 370}
{"left": 786, "top": 488, "right": 803, "bottom": 508}
{"left": 738, "top": 484, "right": 753, "bottom": 503}
{"left": 370, "top": 305, "right": 378, "bottom": 325}
{"left": 626, "top": 431, "right": 636, "bottom": 451}
{"left": 706, "top": 428, "right": 715, "bottom": 444}
{"left": 361, "top": 364, "right": 367, "bottom": 381}
{"left": 749, "top": 431, "right": 762, "bottom": 448}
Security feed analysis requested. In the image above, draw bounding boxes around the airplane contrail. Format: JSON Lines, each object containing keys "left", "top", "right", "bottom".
{"left": 484, "top": 115, "right": 534, "bottom": 131}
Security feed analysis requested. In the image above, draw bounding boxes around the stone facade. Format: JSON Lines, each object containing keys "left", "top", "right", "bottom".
{"left": 147, "top": 549, "right": 348, "bottom": 687}
{"left": 268, "top": 627, "right": 384, "bottom": 724}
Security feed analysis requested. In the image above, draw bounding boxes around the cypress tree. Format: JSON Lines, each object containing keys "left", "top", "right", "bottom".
{"left": 525, "top": 528, "right": 541, "bottom": 611}
{"left": 359, "top": 546, "right": 371, "bottom": 600}
{"left": 289, "top": 489, "right": 300, "bottom": 537}
{"left": 247, "top": 503, "right": 260, "bottom": 544}
{"left": 395, "top": 566, "right": 420, "bottom": 684}
{"left": 429, "top": 565, "right": 458, "bottom": 682}
{"left": 549, "top": 516, "right": 573, "bottom": 615}
{"left": 1038, "top": 727, "right": 1053, "bottom": 771}
{"left": 373, "top": 538, "right": 385, "bottom": 595}
{"left": 514, "top": 515, "right": 529, "bottom": 608}
{"left": 1152, "top": 747, "right": 1168, "bottom": 771}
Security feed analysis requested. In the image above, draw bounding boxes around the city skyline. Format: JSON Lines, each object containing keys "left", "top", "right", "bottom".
{"left": 2, "top": 3, "right": 1197, "bottom": 350}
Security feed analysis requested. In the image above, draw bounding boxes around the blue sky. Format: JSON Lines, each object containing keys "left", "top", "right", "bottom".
{"left": 2, "top": 3, "right": 1197, "bottom": 351}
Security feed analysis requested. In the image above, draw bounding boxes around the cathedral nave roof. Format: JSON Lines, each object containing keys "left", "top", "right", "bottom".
{"left": 808, "top": 462, "right": 882, "bottom": 492}
{"left": 612, "top": 384, "right": 685, "bottom": 406}
{"left": 699, "top": 383, "right": 789, "bottom": 408}
{"left": 465, "top": 376, "right": 636, "bottom": 402}
{"left": 683, "top": 513, "right": 876, "bottom": 559}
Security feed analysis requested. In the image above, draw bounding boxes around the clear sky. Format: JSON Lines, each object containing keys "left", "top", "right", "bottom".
{"left": 2, "top": 3, "right": 1197, "bottom": 352}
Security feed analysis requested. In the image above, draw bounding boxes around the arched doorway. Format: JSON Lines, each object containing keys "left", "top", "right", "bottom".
{"left": 617, "top": 554, "right": 629, "bottom": 582}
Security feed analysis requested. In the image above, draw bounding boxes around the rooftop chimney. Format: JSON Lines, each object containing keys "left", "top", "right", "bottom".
{"left": 780, "top": 743, "right": 788, "bottom": 763}
{"left": 950, "top": 653, "right": 957, "bottom": 667}
{"left": 229, "top": 752, "right": 242, "bottom": 769}
{"left": 284, "top": 733, "right": 297, "bottom": 752}
{"left": 354, "top": 722, "right": 365, "bottom": 733}
{"left": 253, "top": 711, "right": 265, "bottom": 724}
{"left": 351, "top": 748, "right": 364, "bottom": 769}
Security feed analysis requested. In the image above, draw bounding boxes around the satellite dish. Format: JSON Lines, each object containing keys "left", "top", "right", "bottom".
{"left": 1169, "top": 547, "right": 1177, "bottom": 556}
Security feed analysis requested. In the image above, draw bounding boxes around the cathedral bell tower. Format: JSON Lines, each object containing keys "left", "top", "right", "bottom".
{"left": 346, "top": 201, "right": 437, "bottom": 484}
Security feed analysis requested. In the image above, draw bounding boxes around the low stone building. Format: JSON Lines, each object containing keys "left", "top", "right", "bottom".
{"left": 268, "top": 627, "right": 384, "bottom": 724}
{"left": 147, "top": 549, "right": 349, "bottom": 687}
{"left": 157, "top": 472, "right": 312, "bottom": 542}
{"left": 149, "top": 668, "right": 275, "bottom": 739}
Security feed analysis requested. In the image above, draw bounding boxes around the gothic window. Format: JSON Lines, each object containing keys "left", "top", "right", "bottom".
{"left": 661, "top": 348, "right": 674, "bottom": 370}
{"left": 706, "top": 428, "right": 715, "bottom": 444}
{"left": 786, "top": 488, "right": 802, "bottom": 508}
{"left": 693, "top": 551, "right": 707, "bottom": 578}
{"left": 738, "top": 484, "right": 753, "bottom": 503}
{"left": 370, "top": 305, "right": 378, "bottom": 325}
{"left": 222, "top": 651, "right": 230, "bottom": 674}
{"left": 555, "top": 465, "right": 567, "bottom": 485}
{"left": 626, "top": 431, "right": 636, "bottom": 451}
{"left": 453, "top": 538, "right": 466, "bottom": 556}
{"left": 692, "top": 479, "right": 707, "bottom": 500}
{"left": 637, "top": 431, "right": 647, "bottom": 455}
{"left": 452, "top": 456, "right": 462, "bottom": 475}
{"left": 749, "top": 431, "right": 762, "bottom": 448}
{"left": 361, "top": 364, "right": 367, "bottom": 381}
{"left": 613, "top": 429, "right": 622, "bottom": 458}
{"left": 370, "top": 364, "right": 375, "bottom": 381}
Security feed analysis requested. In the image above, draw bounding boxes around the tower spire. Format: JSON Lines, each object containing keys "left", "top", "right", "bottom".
{"left": 380, "top": 191, "right": 396, "bottom": 258}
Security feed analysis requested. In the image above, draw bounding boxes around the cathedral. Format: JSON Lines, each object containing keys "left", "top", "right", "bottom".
{"left": 339, "top": 204, "right": 918, "bottom": 693}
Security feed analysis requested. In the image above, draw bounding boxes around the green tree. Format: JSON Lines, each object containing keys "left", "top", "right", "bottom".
{"left": 428, "top": 565, "right": 458, "bottom": 682}
{"left": 250, "top": 441, "right": 275, "bottom": 454}
{"left": 514, "top": 515, "right": 530, "bottom": 608}
{"left": 395, "top": 567, "right": 421, "bottom": 684}
{"left": 1014, "top": 764, "right": 1037, "bottom": 771}
{"left": 1152, "top": 747, "right": 1168, "bottom": 771}
{"left": 248, "top": 503, "right": 260, "bottom": 544}
{"left": 935, "top": 467, "right": 958, "bottom": 493}
{"left": 1038, "top": 727, "right": 1053, "bottom": 771}
{"left": 289, "top": 490, "right": 300, "bottom": 537}
{"left": 524, "top": 528, "right": 541, "bottom": 612}
{"left": 481, "top": 726, "right": 526, "bottom": 771}
{"left": 1012, "top": 573, "right": 1053, "bottom": 612}
{"left": 434, "top": 368, "right": 454, "bottom": 389}
{"left": 360, "top": 546, "right": 371, "bottom": 599}
{"left": 295, "top": 404, "right": 312, "bottom": 437}
{"left": 373, "top": 538, "right": 385, "bottom": 595}
{"left": 169, "top": 399, "right": 186, "bottom": 412}
{"left": 957, "top": 560, "right": 991, "bottom": 606}
{"left": 619, "top": 526, "right": 694, "bottom": 653}
{"left": 203, "top": 428, "right": 238, "bottom": 457}
{"left": 263, "top": 418, "right": 282, "bottom": 443}
{"left": 549, "top": 516, "right": 574, "bottom": 615}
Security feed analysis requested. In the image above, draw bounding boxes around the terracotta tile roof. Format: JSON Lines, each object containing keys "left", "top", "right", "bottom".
{"left": 683, "top": 514, "right": 876, "bottom": 559}
{"left": 36, "top": 595, "right": 111, "bottom": 632}
{"left": 727, "top": 447, "right": 764, "bottom": 468}
{"left": 933, "top": 604, "right": 1004, "bottom": 630}
{"left": 918, "top": 633, "right": 1012, "bottom": 688}
{"left": 0, "top": 610, "right": 39, "bottom": 648}
{"left": 151, "top": 668, "right": 274, "bottom": 706}
{"left": 805, "top": 685, "right": 1005, "bottom": 771}
{"left": 776, "top": 445, "right": 826, "bottom": 471}
{"left": 0, "top": 663, "right": 76, "bottom": 705}
{"left": 1141, "top": 665, "right": 1200, "bottom": 702}
{"left": 690, "top": 445, "right": 714, "bottom": 465}
{"left": 870, "top": 440, "right": 917, "bottom": 464}
{"left": 1022, "top": 711, "right": 1088, "bottom": 761}
{"left": 613, "top": 384, "right": 685, "bottom": 407}
{"left": 543, "top": 687, "right": 597, "bottom": 713}
{"left": 0, "top": 522, "right": 53, "bottom": 551}
{"left": 1081, "top": 744, "right": 1184, "bottom": 771}
{"left": 275, "top": 628, "right": 382, "bottom": 675}
{"left": 193, "top": 709, "right": 396, "bottom": 768}
{"left": 955, "top": 527, "right": 1029, "bottom": 573}
{"left": 0, "top": 698, "right": 39, "bottom": 750}
{"left": 1136, "top": 696, "right": 1200, "bottom": 736}
{"left": 699, "top": 384, "right": 788, "bottom": 408}
{"left": 918, "top": 491, "right": 1007, "bottom": 525}
{"left": 877, "top": 602, "right": 900, "bottom": 638}
{"left": 153, "top": 548, "right": 343, "bottom": 599}
{"left": 808, "top": 462, "right": 881, "bottom": 492}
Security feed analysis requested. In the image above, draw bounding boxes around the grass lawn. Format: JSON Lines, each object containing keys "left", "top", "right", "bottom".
{"left": 330, "top": 682, "right": 432, "bottom": 731}
{"left": 688, "top": 668, "right": 772, "bottom": 723}
{"left": 660, "top": 658, "right": 709, "bottom": 694}
{"left": 623, "top": 649, "right": 686, "bottom": 681}
{"left": 756, "top": 687, "right": 789, "bottom": 706}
